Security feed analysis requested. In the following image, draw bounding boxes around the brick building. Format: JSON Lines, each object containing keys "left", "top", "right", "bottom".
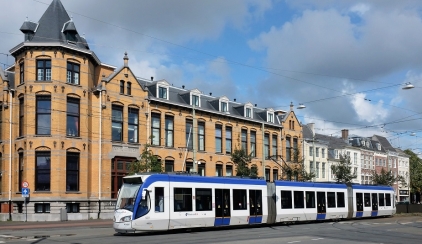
{"left": 0, "top": 0, "right": 286, "bottom": 221}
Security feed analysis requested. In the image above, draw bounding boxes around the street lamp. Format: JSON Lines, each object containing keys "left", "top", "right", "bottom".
{"left": 402, "top": 82, "right": 415, "bottom": 90}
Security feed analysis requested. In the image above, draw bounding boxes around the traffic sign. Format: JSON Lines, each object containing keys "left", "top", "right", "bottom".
{"left": 22, "top": 187, "right": 30, "bottom": 197}
{"left": 22, "top": 181, "right": 29, "bottom": 188}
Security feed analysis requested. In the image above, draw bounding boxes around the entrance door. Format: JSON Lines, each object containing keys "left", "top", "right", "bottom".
{"left": 356, "top": 192, "right": 363, "bottom": 217}
{"left": 316, "top": 192, "right": 326, "bottom": 220}
{"left": 371, "top": 193, "right": 378, "bottom": 216}
{"left": 215, "top": 189, "right": 231, "bottom": 226}
{"left": 249, "top": 190, "right": 263, "bottom": 224}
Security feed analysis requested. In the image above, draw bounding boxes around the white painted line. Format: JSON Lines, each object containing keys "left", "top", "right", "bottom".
{"left": 0, "top": 235, "right": 15, "bottom": 238}
{"left": 288, "top": 241, "right": 301, "bottom": 243}
{"left": 0, "top": 241, "right": 5, "bottom": 243}
{"left": 384, "top": 223, "right": 392, "bottom": 225}
{"left": 401, "top": 222, "right": 412, "bottom": 225}
{"left": 312, "top": 238, "right": 324, "bottom": 241}
{"left": 373, "top": 223, "right": 380, "bottom": 225}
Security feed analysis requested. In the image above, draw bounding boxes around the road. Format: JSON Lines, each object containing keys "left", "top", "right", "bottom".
{"left": 1, "top": 216, "right": 421, "bottom": 244}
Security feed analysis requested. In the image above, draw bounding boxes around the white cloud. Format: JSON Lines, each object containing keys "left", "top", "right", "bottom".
{"left": 350, "top": 3, "right": 371, "bottom": 16}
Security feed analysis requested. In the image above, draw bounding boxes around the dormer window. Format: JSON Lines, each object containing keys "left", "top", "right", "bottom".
{"left": 192, "top": 95, "right": 200, "bottom": 106}
{"left": 246, "top": 108, "right": 252, "bottom": 118}
{"left": 267, "top": 113, "right": 274, "bottom": 123}
{"left": 158, "top": 86, "right": 167, "bottom": 99}
{"left": 377, "top": 143, "right": 381, "bottom": 150}
{"left": 221, "top": 102, "right": 228, "bottom": 112}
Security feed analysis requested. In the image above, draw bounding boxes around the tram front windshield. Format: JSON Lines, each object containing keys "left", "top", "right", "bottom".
{"left": 116, "top": 183, "right": 141, "bottom": 212}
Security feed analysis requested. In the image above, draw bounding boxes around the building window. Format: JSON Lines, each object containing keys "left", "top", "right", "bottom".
{"left": 264, "top": 133, "right": 270, "bottom": 159}
{"left": 165, "top": 160, "right": 174, "bottom": 172}
{"left": 20, "top": 62, "right": 24, "bottom": 84}
{"left": 322, "top": 163, "right": 325, "bottom": 178}
{"left": 246, "top": 108, "right": 252, "bottom": 118}
{"left": 309, "top": 146, "right": 313, "bottom": 157}
{"left": 35, "top": 203, "right": 50, "bottom": 213}
{"left": 322, "top": 149, "right": 325, "bottom": 158}
{"left": 192, "top": 95, "right": 200, "bottom": 107}
{"left": 165, "top": 116, "right": 174, "bottom": 147}
{"left": 66, "top": 62, "right": 80, "bottom": 85}
{"left": 215, "top": 124, "right": 222, "bottom": 153}
{"left": 268, "top": 113, "right": 274, "bottom": 123}
{"left": 221, "top": 102, "right": 228, "bottom": 112}
{"left": 66, "top": 152, "right": 79, "bottom": 191}
{"left": 18, "top": 152, "right": 23, "bottom": 192}
{"left": 128, "top": 108, "right": 138, "bottom": 143}
{"left": 186, "top": 119, "right": 193, "bottom": 150}
{"left": 36, "top": 96, "right": 51, "bottom": 135}
{"left": 225, "top": 126, "right": 232, "bottom": 154}
{"left": 198, "top": 162, "right": 205, "bottom": 176}
{"left": 151, "top": 113, "right": 161, "bottom": 146}
{"left": 226, "top": 165, "right": 232, "bottom": 176}
{"left": 35, "top": 151, "right": 50, "bottom": 191}
{"left": 67, "top": 97, "right": 79, "bottom": 137}
{"left": 36, "top": 60, "right": 51, "bottom": 81}
{"left": 316, "top": 162, "right": 320, "bottom": 178}
{"left": 316, "top": 147, "right": 319, "bottom": 157}
{"left": 286, "top": 136, "right": 291, "bottom": 161}
{"left": 119, "top": 80, "right": 124, "bottom": 94}
{"left": 273, "top": 169, "right": 278, "bottom": 181}
{"left": 249, "top": 131, "right": 256, "bottom": 157}
{"left": 66, "top": 203, "right": 80, "bottom": 213}
{"left": 188, "top": 119, "right": 201, "bottom": 151}
{"left": 216, "top": 164, "right": 223, "bottom": 176}
{"left": 127, "top": 82, "right": 131, "bottom": 95}
{"left": 272, "top": 135, "right": 277, "bottom": 158}
{"left": 19, "top": 98, "right": 24, "bottom": 137}
{"left": 241, "top": 129, "right": 248, "bottom": 154}
{"left": 158, "top": 87, "right": 167, "bottom": 99}
{"left": 112, "top": 105, "right": 123, "bottom": 141}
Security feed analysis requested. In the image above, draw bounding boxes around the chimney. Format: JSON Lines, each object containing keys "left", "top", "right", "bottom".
{"left": 182, "top": 85, "right": 185, "bottom": 89}
{"left": 209, "top": 92, "right": 212, "bottom": 96}
{"left": 123, "top": 52, "right": 129, "bottom": 67}
{"left": 290, "top": 102, "right": 294, "bottom": 111}
{"left": 151, "top": 77, "right": 153, "bottom": 81}
{"left": 341, "top": 129, "right": 349, "bottom": 141}
{"left": 255, "top": 104, "right": 257, "bottom": 107}
{"left": 234, "top": 98, "right": 236, "bottom": 102}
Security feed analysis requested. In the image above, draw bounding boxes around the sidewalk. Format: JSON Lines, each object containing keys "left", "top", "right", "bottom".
{"left": 0, "top": 219, "right": 112, "bottom": 230}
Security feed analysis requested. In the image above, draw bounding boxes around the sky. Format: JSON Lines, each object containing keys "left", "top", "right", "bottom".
{"left": 1, "top": 0, "right": 422, "bottom": 153}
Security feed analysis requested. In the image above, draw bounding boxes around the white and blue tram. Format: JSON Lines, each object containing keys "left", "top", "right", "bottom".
{"left": 113, "top": 173, "right": 395, "bottom": 233}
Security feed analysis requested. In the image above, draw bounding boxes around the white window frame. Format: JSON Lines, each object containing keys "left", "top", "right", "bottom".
{"left": 244, "top": 102, "right": 253, "bottom": 118}
{"left": 156, "top": 80, "right": 170, "bottom": 100}
{"left": 219, "top": 96, "right": 229, "bottom": 113}
{"left": 267, "top": 108, "right": 274, "bottom": 123}
{"left": 190, "top": 89, "right": 202, "bottom": 107}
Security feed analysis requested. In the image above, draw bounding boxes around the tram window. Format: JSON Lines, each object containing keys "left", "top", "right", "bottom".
{"left": 337, "top": 192, "right": 345, "bottom": 208}
{"left": 195, "top": 188, "right": 212, "bottom": 211}
{"left": 155, "top": 187, "right": 164, "bottom": 212}
{"left": 306, "top": 191, "right": 315, "bottom": 208}
{"left": 327, "top": 192, "right": 336, "bottom": 208}
{"left": 378, "top": 193, "right": 385, "bottom": 207}
{"left": 233, "top": 189, "right": 247, "bottom": 210}
{"left": 385, "top": 193, "right": 391, "bottom": 206}
{"left": 364, "top": 193, "right": 371, "bottom": 207}
{"left": 293, "top": 191, "right": 304, "bottom": 209}
{"left": 280, "top": 190, "right": 292, "bottom": 209}
{"left": 174, "top": 188, "right": 192, "bottom": 212}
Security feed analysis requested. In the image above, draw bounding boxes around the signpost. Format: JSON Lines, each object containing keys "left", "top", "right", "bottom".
{"left": 21, "top": 181, "right": 29, "bottom": 222}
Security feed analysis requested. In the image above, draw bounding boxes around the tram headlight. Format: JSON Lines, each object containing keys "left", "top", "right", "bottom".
{"left": 120, "top": 215, "right": 131, "bottom": 222}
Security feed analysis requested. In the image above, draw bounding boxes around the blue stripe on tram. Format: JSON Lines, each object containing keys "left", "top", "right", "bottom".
{"left": 316, "top": 213, "right": 326, "bottom": 220}
{"left": 371, "top": 211, "right": 378, "bottom": 217}
{"left": 249, "top": 216, "right": 263, "bottom": 224}
{"left": 356, "top": 212, "right": 363, "bottom": 218}
{"left": 214, "top": 217, "right": 230, "bottom": 226}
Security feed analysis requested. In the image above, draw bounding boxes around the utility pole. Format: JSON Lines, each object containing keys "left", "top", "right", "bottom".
{"left": 262, "top": 122, "right": 266, "bottom": 180}
{"left": 192, "top": 103, "right": 197, "bottom": 173}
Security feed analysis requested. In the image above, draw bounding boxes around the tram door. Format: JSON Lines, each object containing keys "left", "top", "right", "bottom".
{"left": 316, "top": 192, "right": 326, "bottom": 220}
{"left": 371, "top": 193, "right": 378, "bottom": 216}
{"left": 215, "top": 189, "right": 231, "bottom": 226}
{"left": 356, "top": 193, "right": 363, "bottom": 217}
{"left": 249, "top": 190, "right": 263, "bottom": 224}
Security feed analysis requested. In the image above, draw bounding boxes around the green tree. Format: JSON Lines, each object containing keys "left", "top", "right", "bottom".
{"left": 330, "top": 154, "right": 357, "bottom": 183}
{"left": 231, "top": 148, "right": 253, "bottom": 177}
{"left": 282, "top": 148, "right": 315, "bottom": 181}
{"left": 129, "top": 144, "right": 162, "bottom": 174}
{"left": 404, "top": 149, "right": 422, "bottom": 195}
{"left": 372, "top": 168, "right": 404, "bottom": 186}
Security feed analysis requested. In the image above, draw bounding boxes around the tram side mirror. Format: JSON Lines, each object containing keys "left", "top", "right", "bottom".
{"left": 142, "top": 189, "right": 150, "bottom": 200}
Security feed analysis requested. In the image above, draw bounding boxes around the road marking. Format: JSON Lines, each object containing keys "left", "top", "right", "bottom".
{"left": 373, "top": 223, "right": 380, "bottom": 225}
{"left": 383, "top": 223, "right": 392, "bottom": 225}
{"left": 287, "top": 241, "right": 301, "bottom": 243}
{"left": 401, "top": 222, "right": 412, "bottom": 225}
{"left": 311, "top": 238, "right": 324, "bottom": 241}
{"left": 0, "top": 235, "right": 15, "bottom": 238}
